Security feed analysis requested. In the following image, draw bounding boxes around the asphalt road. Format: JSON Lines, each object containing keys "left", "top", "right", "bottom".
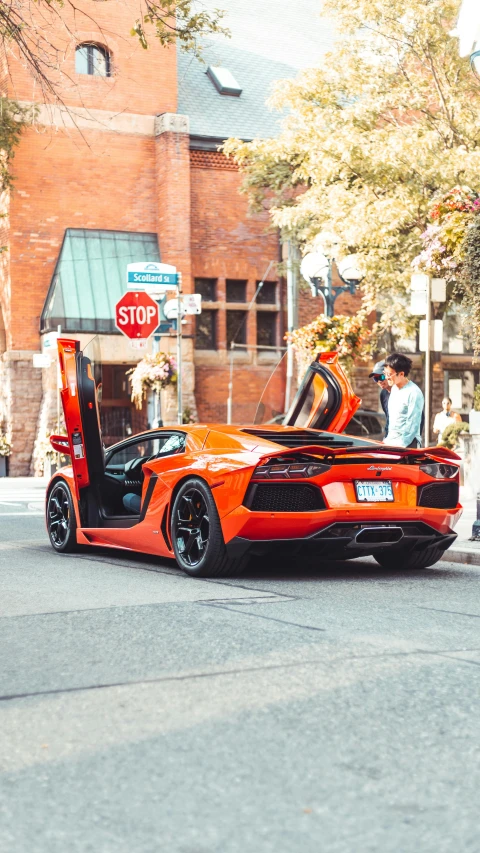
{"left": 1, "top": 513, "right": 480, "bottom": 853}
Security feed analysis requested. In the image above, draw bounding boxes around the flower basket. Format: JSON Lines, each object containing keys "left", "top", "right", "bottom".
{"left": 128, "top": 352, "right": 177, "bottom": 410}
{"left": 286, "top": 313, "right": 371, "bottom": 376}
{"left": 32, "top": 427, "right": 66, "bottom": 477}
{"left": 0, "top": 431, "right": 11, "bottom": 458}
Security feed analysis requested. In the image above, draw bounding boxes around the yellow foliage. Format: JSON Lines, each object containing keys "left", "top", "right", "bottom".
{"left": 224, "top": 0, "right": 480, "bottom": 343}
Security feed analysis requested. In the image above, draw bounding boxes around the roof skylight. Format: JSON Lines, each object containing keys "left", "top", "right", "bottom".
{"left": 206, "top": 66, "right": 242, "bottom": 96}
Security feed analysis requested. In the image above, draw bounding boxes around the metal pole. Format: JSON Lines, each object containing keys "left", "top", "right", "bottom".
{"left": 176, "top": 273, "right": 183, "bottom": 425}
{"left": 56, "top": 324, "right": 62, "bottom": 435}
{"left": 425, "top": 276, "right": 432, "bottom": 446}
{"left": 227, "top": 344, "right": 234, "bottom": 424}
{"left": 325, "top": 260, "right": 334, "bottom": 317}
{"left": 56, "top": 324, "right": 62, "bottom": 467}
{"left": 152, "top": 303, "right": 160, "bottom": 428}
{"left": 285, "top": 240, "right": 296, "bottom": 412}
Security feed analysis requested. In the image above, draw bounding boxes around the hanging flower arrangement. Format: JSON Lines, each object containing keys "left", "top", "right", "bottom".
{"left": 0, "top": 429, "right": 11, "bottom": 457}
{"left": 412, "top": 186, "right": 480, "bottom": 282}
{"left": 128, "top": 352, "right": 177, "bottom": 410}
{"left": 286, "top": 313, "right": 371, "bottom": 375}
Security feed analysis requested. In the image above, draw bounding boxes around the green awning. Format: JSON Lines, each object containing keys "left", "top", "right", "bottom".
{"left": 40, "top": 229, "right": 161, "bottom": 333}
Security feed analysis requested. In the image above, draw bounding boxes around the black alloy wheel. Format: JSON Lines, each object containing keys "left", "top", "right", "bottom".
{"left": 171, "top": 477, "right": 246, "bottom": 578}
{"left": 47, "top": 481, "right": 78, "bottom": 552}
{"left": 174, "top": 486, "right": 210, "bottom": 568}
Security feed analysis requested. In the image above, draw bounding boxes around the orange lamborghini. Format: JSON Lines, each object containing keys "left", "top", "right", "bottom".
{"left": 46, "top": 338, "right": 462, "bottom": 577}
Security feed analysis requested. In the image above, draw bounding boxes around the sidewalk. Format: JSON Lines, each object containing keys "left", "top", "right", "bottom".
{"left": 443, "top": 486, "right": 480, "bottom": 566}
{"left": 0, "top": 478, "right": 479, "bottom": 563}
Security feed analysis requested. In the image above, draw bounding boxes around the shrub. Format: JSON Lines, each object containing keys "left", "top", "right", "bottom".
{"left": 440, "top": 421, "right": 469, "bottom": 450}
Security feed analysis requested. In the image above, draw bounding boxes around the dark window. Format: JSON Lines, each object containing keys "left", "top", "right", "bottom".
{"left": 105, "top": 434, "right": 185, "bottom": 468}
{"left": 226, "top": 280, "right": 247, "bottom": 302}
{"left": 195, "top": 310, "right": 217, "bottom": 350}
{"left": 100, "top": 407, "right": 132, "bottom": 446}
{"left": 257, "top": 312, "right": 277, "bottom": 348}
{"left": 256, "top": 281, "right": 277, "bottom": 304}
{"left": 75, "top": 44, "right": 111, "bottom": 77}
{"left": 227, "top": 310, "right": 247, "bottom": 347}
{"left": 194, "top": 278, "right": 217, "bottom": 301}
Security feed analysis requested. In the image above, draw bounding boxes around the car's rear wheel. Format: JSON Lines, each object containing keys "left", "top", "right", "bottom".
{"left": 171, "top": 477, "right": 246, "bottom": 577}
{"left": 46, "top": 481, "right": 78, "bottom": 553}
{"left": 374, "top": 544, "right": 448, "bottom": 571}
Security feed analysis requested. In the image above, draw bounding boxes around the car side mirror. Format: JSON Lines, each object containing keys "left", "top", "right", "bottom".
{"left": 50, "top": 434, "right": 71, "bottom": 455}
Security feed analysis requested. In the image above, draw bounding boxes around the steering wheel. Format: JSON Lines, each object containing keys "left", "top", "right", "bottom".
{"left": 124, "top": 456, "right": 149, "bottom": 474}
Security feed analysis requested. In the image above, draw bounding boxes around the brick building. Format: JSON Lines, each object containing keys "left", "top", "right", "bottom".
{"left": 0, "top": 0, "right": 340, "bottom": 475}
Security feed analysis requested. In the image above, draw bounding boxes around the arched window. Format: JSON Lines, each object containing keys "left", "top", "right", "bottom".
{"left": 75, "top": 43, "right": 111, "bottom": 77}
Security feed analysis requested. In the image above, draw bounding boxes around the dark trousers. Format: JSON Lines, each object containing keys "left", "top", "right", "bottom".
{"left": 408, "top": 438, "right": 420, "bottom": 448}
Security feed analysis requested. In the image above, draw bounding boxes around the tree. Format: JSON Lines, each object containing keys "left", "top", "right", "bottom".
{"left": 224, "top": 0, "right": 480, "bottom": 345}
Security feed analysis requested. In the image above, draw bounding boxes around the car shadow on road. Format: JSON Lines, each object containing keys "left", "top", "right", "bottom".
{"left": 239, "top": 555, "right": 473, "bottom": 583}
{"left": 71, "top": 545, "right": 474, "bottom": 584}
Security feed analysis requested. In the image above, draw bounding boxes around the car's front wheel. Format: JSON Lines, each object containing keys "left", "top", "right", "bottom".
{"left": 374, "top": 544, "right": 448, "bottom": 571}
{"left": 46, "top": 480, "right": 78, "bottom": 553}
{"left": 171, "top": 477, "right": 245, "bottom": 577}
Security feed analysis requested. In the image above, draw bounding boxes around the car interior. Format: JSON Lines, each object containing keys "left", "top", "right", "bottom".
{"left": 102, "top": 432, "right": 186, "bottom": 517}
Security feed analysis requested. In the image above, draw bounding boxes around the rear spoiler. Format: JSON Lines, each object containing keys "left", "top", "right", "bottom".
{"left": 258, "top": 443, "right": 461, "bottom": 463}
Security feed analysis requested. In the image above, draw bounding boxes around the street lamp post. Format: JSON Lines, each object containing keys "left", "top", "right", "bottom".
{"left": 300, "top": 249, "right": 364, "bottom": 317}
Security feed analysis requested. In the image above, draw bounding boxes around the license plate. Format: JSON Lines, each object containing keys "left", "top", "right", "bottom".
{"left": 355, "top": 480, "right": 394, "bottom": 502}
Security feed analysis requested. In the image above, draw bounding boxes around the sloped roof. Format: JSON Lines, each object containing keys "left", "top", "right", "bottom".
{"left": 41, "top": 230, "right": 160, "bottom": 333}
{"left": 178, "top": 0, "right": 334, "bottom": 141}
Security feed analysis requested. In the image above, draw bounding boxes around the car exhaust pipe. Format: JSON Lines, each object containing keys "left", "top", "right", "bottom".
{"left": 354, "top": 527, "right": 404, "bottom": 546}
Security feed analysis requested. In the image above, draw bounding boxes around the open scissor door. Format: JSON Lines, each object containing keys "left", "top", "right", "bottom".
{"left": 254, "top": 351, "right": 360, "bottom": 432}
{"left": 57, "top": 338, "right": 104, "bottom": 497}
{"left": 283, "top": 352, "right": 361, "bottom": 432}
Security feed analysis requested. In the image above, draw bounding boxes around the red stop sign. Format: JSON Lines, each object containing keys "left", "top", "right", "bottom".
{"left": 115, "top": 291, "right": 160, "bottom": 339}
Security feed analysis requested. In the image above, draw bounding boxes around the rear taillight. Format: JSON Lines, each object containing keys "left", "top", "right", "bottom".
{"left": 419, "top": 462, "right": 458, "bottom": 479}
{"left": 252, "top": 462, "right": 330, "bottom": 481}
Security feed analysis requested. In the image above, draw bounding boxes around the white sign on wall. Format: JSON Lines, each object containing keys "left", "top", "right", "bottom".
{"left": 41, "top": 332, "right": 59, "bottom": 353}
{"left": 419, "top": 319, "right": 443, "bottom": 352}
{"left": 33, "top": 353, "right": 51, "bottom": 368}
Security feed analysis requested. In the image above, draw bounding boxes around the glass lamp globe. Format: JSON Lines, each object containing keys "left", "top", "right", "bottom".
{"left": 300, "top": 251, "right": 330, "bottom": 284}
{"left": 337, "top": 254, "right": 365, "bottom": 284}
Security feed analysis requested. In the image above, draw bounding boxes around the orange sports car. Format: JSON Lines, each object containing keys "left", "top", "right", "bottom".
{"left": 46, "top": 338, "right": 462, "bottom": 577}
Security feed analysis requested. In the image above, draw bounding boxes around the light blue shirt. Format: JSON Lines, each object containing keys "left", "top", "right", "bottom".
{"left": 384, "top": 381, "right": 424, "bottom": 447}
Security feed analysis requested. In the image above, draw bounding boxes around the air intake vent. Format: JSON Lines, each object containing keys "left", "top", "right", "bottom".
{"left": 418, "top": 482, "right": 459, "bottom": 508}
{"left": 246, "top": 483, "right": 326, "bottom": 512}
{"left": 242, "top": 428, "right": 354, "bottom": 449}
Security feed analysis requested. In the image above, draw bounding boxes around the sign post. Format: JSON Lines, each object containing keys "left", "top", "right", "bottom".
{"left": 125, "top": 262, "right": 185, "bottom": 425}
{"left": 124, "top": 263, "right": 204, "bottom": 425}
{"left": 176, "top": 273, "right": 183, "bottom": 426}
{"left": 410, "top": 274, "right": 446, "bottom": 445}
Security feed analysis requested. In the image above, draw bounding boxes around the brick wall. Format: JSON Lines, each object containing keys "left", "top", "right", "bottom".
{"left": 9, "top": 126, "right": 158, "bottom": 352}
{"left": 5, "top": 3, "right": 177, "bottom": 116}
{"left": 190, "top": 155, "right": 282, "bottom": 423}
{"left": 4, "top": 353, "right": 43, "bottom": 475}
{"left": 195, "top": 362, "right": 285, "bottom": 424}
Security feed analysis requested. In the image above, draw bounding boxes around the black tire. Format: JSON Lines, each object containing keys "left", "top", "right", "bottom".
{"left": 374, "top": 544, "right": 448, "bottom": 571}
{"left": 171, "top": 477, "right": 246, "bottom": 578}
{"left": 46, "top": 480, "right": 78, "bottom": 553}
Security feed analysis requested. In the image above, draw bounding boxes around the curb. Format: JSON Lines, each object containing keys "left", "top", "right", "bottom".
{"left": 443, "top": 546, "right": 480, "bottom": 566}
